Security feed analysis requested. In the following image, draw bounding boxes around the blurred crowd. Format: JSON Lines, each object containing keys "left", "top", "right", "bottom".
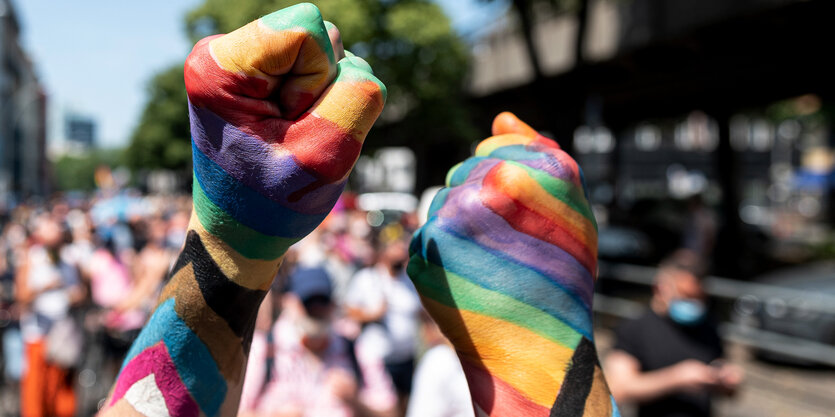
{"left": 0, "top": 191, "right": 191, "bottom": 416}
{"left": 0, "top": 191, "right": 473, "bottom": 417}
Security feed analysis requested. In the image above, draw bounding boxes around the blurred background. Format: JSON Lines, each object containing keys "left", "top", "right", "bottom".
{"left": 1, "top": 0, "right": 834, "bottom": 416}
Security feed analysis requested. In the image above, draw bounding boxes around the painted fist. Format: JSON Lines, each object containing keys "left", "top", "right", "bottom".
{"left": 409, "top": 113, "right": 617, "bottom": 416}
{"left": 185, "top": 3, "right": 386, "bottom": 261}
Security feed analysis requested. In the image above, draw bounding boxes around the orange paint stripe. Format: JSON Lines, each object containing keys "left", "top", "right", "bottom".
{"left": 481, "top": 168, "right": 597, "bottom": 273}
{"left": 488, "top": 162, "right": 597, "bottom": 257}
{"left": 210, "top": 23, "right": 309, "bottom": 76}
{"left": 421, "top": 296, "right": 572, "bottom": 408}
{"left": 311, "top": 80, "right": 386, "bottom": 142}
{"left": 462, "top": 359, "right": 552, "bottom": 417}
{"left": 492, "top": 112, "right": 540, "bottom": 139}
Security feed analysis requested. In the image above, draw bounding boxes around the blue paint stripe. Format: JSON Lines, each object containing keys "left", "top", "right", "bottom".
{"left": 434, "top": 204, "right": 592, "bottom": 310}
{"left": 611, "top": 396, "right": 622, "bottom": 417}
{"left": 448, "top": 156, "right": 490, "bottom": 186}
{"left": 415, "top": 216, "right": 592, "bottom": 338}
{"left": 426, "top": 187, "right": 450, "bottom": 220}
{"left": 121, "top": 299, "right": 227, "bottom": 416}
{"left": 192, "top": 142, "right": 327, "bottom": 238}
{"left": 485, "top": 144, "right": 547, "bottom": 162}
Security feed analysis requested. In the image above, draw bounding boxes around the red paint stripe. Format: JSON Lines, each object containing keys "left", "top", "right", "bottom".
{"left": 185, "top": 38, "right": 361, "bottom": 184}
{"left": 460, "top": 358, "right": 551, "bottom": 416}
{"left": 278, "top": 113, "right": 362, "bottom": 182}
{"left": 110, "top": 342, "right": 200, "bottom": 417}
{"left": 480, "top": 164, "right": 596, "bottom": 274}
{"left": 185, "top": 36, "right": 281, "bottom": 121}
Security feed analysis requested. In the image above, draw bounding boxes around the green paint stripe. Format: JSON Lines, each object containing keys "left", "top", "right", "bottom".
{"left": 259, "top": 3, "right": 335, "bottom": 65}
{"left": 445, "top": 162, "right": 463, "bottom": 187}
{"left": 192, "top": 176, "right": 295, "bottom": 260}
{"left": 336, "top": 60, "right": 387, "bottom": 99}
{"left": 506, "top": 160, "right": 596, "bottom": 228}
{"left": 408, "top": 256, "right": 582, "bottom": 349}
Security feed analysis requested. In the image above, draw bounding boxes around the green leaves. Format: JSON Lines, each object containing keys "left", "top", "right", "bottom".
{"left": 126, "top": 65, "right": 190, "bottom": 171}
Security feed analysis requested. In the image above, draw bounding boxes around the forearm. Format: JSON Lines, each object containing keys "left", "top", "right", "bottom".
{"left": 101, "top": 214, "right": 282, "bottom": 417}
{"left": 101, "top": 4, "right": 384, "bottom": 415}
{"left": 611, "top": 367, "right": 687, "bottom": 404}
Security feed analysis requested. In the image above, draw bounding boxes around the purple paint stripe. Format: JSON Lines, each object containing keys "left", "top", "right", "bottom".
{"left": 457, "top": 158, "right": 501, "bottom": 186}
{"left": 110, "top": 342, "right": 200, "bottom": 417}
{"left": 435, "top": 181, "right": 594, "bottom": 307}
{"left": 189, "top": 102, "right": 345, "bottom": 214}
{"left": 454, "top": 155, "right": 569, "bottom": 190}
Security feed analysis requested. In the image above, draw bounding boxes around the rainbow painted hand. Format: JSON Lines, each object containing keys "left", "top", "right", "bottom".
{"left": 104, "top": 5, "right": 384, "bottom": 417}
{"left": 186, "top": 2, "right": 386, "bottom": 261}
{"left": 408, "top": 113, "right": 619, "bottom": 416}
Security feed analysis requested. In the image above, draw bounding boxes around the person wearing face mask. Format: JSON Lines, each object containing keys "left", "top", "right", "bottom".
{"left": 606, "top": 249, "right": 743, "bottom": 417}
{"left": 241, "top": 266, "right": 378, "bottom": 417}
{"left": 345, "top": 238, "right": 420, "bottom": 416}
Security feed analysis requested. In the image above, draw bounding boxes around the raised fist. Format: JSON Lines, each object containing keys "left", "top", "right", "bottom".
{"left": 103, "top": 5, "right": 385, "bottom": 417}
{"left": 408, "top": 113, "right": 618, "bottom": 416}
{"left": 185, "top": 2, "right": 386, "bottom": 260}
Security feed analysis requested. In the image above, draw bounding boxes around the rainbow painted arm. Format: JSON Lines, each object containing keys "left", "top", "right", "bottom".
{"left": 100, "top": 4, "right": 385, "bottom": 417}
{"left": 408, "top": 113, "right": 619, "bottom": 417}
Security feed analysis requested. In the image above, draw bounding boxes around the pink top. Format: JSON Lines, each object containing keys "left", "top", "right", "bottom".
{"left": 89, "top": 249, "right": 145, "bottom": 331}
{"left": 241, "top": 313, "right": 354, "bottom": 417}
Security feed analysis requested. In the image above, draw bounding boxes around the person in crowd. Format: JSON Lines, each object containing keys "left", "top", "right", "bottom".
{"left": 406, "top": 310, "right": 473, "bottom": 417}
{"left": 240, "top": 266, "right": 395, "bottom": 417}
{"left": 606, "top": 249, "right": 743, "bottom": 417}
{"left": 345, "top": 238, "right": 421, "bottom": 416}
{"left": 87, "top": 233, "right": 147, "bottom": 379}
{"left": 16, "top": 214, "right": 85, "bottom": 417}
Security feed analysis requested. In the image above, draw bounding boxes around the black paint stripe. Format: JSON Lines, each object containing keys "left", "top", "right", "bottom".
{"left": 170, "top": 230, "right": 267, "bottom": 350}
{"left": 550, "top": 337, "right": 597, "bottom": 417}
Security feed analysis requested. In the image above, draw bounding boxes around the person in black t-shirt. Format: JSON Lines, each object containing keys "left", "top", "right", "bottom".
{"left": 606, "top": 250, "right": 743, "bottom": 417}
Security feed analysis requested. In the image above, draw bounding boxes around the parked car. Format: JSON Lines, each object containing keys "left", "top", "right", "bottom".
{"left": 732, "top": 261, "right": 835, "bottom": 365}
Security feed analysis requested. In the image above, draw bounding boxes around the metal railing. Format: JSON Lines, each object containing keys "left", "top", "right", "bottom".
{"left": 594, "top": 262, "right": 835, "bottom": 367}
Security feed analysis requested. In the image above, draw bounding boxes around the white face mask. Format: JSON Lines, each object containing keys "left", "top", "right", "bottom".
{"left": 297, "top": 315, "right": 332, "bottom": 352}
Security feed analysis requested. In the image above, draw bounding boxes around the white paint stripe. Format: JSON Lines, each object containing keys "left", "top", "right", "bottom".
{"left": 124, "top": 373, "right": 172, "bottom": 417}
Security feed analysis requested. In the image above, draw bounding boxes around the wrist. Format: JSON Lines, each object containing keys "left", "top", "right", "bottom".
{"left": 184, "top": 214, "right": 282, "bottom": 291}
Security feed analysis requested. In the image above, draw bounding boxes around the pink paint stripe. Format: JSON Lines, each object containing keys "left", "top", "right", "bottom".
{"left": 110, "top": 342, "right": 200, "bottom": 417}
{"left": 460, "top": 358, "right": 552, "bottom": 417}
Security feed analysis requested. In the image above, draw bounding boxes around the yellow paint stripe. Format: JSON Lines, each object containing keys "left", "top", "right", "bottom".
{"left": 475, "top": 133, "right": 534, "bottom": 157}
{"left": 188, "top": 216, "right": 281, "bottom": 291}
{"left": 421, "top": 296, "right": 572, "bottom": 408}
{"left": 210, "top": 22, "right": 310, "bottom": 76}
{"left": 311, "top": 80, "right": 386, "bottom": 142}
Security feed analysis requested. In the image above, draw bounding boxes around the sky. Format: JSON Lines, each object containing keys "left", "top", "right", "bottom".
{"left": 12, "top": 0, "right": 507, "bottom": 149}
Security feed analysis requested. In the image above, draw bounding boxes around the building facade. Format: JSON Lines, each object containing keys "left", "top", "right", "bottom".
{"left": 0, "top": 0, "right": 48, "bottom": 201}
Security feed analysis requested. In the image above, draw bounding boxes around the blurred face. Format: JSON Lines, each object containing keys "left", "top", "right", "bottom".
{"left": 34, "top": 217, "right": 63, "bottom": 249}
{"left": 380, "top": 241, "right": 409, "bottom": 275}
{"left": 655, "top": 269, "right": 705, "bottom": 310}
{"left": 300, "top": 295, "right": 334, "bottom": 353}
{"left": 149, "top": 218, "right": 168, "bottom": 243}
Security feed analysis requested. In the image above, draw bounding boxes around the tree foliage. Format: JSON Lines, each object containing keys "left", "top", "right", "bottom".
{"left": 127, "top": 0, "right": 476, "bottom": 188}
{"left": 125, "top": 65, "right": 191, "bottom": 171}
{"left": 53, "top": 149, "right": 123, "bottom": 191}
